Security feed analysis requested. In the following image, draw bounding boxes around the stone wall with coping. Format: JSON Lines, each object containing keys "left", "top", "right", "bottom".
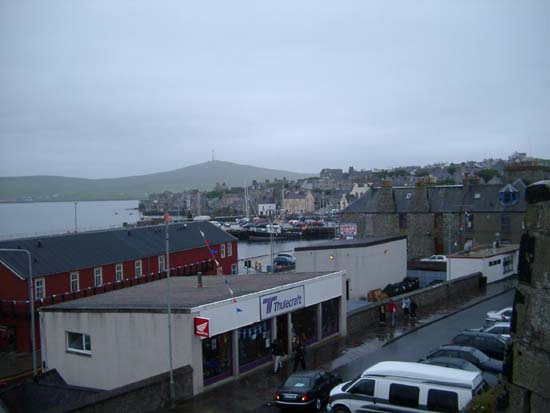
{"left": 500, "top": 180, "right": 550, "bottom": 412}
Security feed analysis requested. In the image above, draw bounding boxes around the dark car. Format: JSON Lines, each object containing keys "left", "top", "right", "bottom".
{"left": 419, "top": 356, "right": 498, "bottom": 386}
{"left": 274, "top": 256, "right": 296, "bottom": 266}
{"left": 275, "top": 370, "right": 341, "bottom": 411}
{"left": 426, "top": 345, "right": 503, "bottom": 374}
{"left": 450, "top": 331, "right": 509, "bottom": 360}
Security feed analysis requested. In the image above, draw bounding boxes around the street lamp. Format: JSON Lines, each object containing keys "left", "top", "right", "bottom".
{"left": 164, "top": 217, "right": 176, "bottom": 406}
{"left": 0, "top": 248, "right": 37, "bottom": 377}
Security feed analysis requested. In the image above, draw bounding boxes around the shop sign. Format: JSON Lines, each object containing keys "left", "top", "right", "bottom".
{"left": 260, "top": 286, "right": 305, "bottom": 320}
{"left": 194, "top": 317, "right": 210, "bottom": 338}
{"left": 340, "top": 223, "right": 357, "bottom": 238}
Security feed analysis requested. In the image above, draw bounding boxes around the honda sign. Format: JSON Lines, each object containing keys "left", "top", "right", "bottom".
{"left": 194, "top": 317, "right": 210, "bottom": 338}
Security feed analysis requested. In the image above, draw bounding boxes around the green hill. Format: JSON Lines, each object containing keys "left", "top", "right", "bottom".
{"left": 0, "top": 161, "right": 314, "bottom": 202}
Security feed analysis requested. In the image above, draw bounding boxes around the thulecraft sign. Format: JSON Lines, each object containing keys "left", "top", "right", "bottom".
{"left": 260, "top": 286, "right": 305, "bottom": 320}
{"left": 194, "top": 317, "right": 210, "bottom": 338}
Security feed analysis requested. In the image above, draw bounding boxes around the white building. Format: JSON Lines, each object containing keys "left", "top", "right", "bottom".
{"left": 258, "top": 203, "right": 277, "bottom": 216}
{"left": 294, "top": 236, "right": 407, "bottom": 301}
{"left": 40, "top": 271, "right": 345, "bottom": 395}
{"left": 447, "top": 244, "right": 519, "bottom": 284}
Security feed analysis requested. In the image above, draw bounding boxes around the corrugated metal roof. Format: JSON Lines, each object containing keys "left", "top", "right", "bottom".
{"left": 0, "top": 221, "right": 236, "bottom": 279}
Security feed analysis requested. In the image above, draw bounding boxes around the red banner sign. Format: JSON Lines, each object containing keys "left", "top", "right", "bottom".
{"left": 194, "top": 317, "right": 210, "bottom": 338}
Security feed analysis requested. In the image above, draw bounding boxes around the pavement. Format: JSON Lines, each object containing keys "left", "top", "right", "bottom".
{"left": 157, "top": 277, "right": 517, "bottom": 413}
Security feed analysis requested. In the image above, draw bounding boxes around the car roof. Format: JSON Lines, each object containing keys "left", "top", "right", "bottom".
{"left": 488, "top": 322, "right": 510, "bottom": 328}
{"left": 456, "top": 331, "right": 507, "bottom": 341}
{"left": 362, "top": 361, "right": 480, "bottom": 387}
{"left": 431, "top": 345, "right": 478, "bottom": 354}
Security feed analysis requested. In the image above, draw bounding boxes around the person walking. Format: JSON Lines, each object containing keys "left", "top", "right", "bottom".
{"left": 293, "top": 336, "right": 306, "bottom": 371}
{"left": 378, "top": 302, "right": 386, "bottom": 326}
{"left": 402, "top": 297, "right": 410, "bottom": 317}
{"left": 272, "top": 338, "right": 284, "bottom": 374}
{"left": 410, "top": 299, "right": 418, "bottom": 319}
{"left": 388, "top": 300, "right": 397, "bottom": 327}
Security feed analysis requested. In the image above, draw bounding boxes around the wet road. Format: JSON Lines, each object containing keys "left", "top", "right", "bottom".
{"left": 252, "top": 289, "right": 514, "bottom": 412}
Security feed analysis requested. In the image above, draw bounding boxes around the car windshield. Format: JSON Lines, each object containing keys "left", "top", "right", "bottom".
{"left": 283, "top": 376, "right": 312, "bottom": 388}
{"left": 342, "top": 375, "right": 361, "bottom": 392}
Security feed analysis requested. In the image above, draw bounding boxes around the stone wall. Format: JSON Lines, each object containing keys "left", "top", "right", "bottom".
{"left": 49, "top": 365, "right": 193, "bottom": 413}
{"left": 499, "top": 180, "right": 550, "bottom": 413}
{"left": 347, "top": 272, "right": 483, "bottom": 336}
{"left": 406, "top": 213, "right": 434, "bottom": 259}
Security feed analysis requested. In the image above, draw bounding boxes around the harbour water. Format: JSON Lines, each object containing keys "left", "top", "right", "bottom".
{"left": 0, "top": 200, "right": 141, "bottom": 240}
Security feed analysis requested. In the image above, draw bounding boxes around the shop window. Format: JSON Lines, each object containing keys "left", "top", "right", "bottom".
{"left": 292, "top": 305, "right": 318, "bottom": 345}
{"left": 70, "top": 272, "right": 79, "bottom": 292}
{"left": 322, "top": 298, "right": 340, "bottom": 338}
{"left": 203, "top": 332, "right": 232, "bottom": 384}
{"left": 238, "top": 320, "right": 272, "bottom": 372}
{"left": 67, "top": 331, "right": 91, "bottom": 355}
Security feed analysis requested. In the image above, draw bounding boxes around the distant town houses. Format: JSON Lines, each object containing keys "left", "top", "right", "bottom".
{"left": 283, "top": 190, "right": 315, "bottom": 214}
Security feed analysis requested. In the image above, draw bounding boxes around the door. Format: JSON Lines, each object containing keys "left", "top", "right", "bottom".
{"left": 276, "top": 314, "right": 289, "bottom": 354}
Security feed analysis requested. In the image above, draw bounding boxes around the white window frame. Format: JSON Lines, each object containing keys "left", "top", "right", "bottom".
{"left": 115, "top": 263, "right": 123, "bottom": 282}
{"left": 70, "top": 271, "right": 79, "bottom": 292}
{"left": 135, "top": 260, "right": 142, "bottom": 277}
{"left": 227, "top": 242, "right": 233, "bottom": 257}
{"left": 220, "top": 243, "right": 226, "bottom": 258}
{"left": 66, "top": 331, "right": 91, "bottom": 355}
{"left": 34, "top": 278, "right": 45, "bottom": 299}
{"left": 94, "top": 267, "right": 103, "bottom": 287}
{"left": 231, "top": 263, "right": 238, "bottom": 275}
{"left": 158, "top": 255, "right": 166, "bottom": 272}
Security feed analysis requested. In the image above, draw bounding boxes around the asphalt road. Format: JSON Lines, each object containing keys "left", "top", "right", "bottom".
{"left": 253, "top": 290, "right": 514, "bottom": 412}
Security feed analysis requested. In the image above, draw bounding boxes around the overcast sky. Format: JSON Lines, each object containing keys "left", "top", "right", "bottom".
{"left": 1, "top": 0, "right": 549, "bottom": 179}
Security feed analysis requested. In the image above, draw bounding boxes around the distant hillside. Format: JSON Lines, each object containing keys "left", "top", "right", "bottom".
{"left": 0, "top": 161, "right": 314, "bottom": 202}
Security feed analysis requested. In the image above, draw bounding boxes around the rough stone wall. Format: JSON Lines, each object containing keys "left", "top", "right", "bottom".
{"left": 406, "top": 213, "right": 434, "bottom": 259}
{"left": 435, "top": 213, "right": 461, "bottom": 255}
{"left": 499, "top": 180, "right": 550, "bottom": 413}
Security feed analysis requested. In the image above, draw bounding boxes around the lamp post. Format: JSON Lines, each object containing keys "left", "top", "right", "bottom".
{"left": 164, "top": 217, "right": 176, "bottom": 406}
{"left": 0, "top": 248, "right": 37, "bottom": 377}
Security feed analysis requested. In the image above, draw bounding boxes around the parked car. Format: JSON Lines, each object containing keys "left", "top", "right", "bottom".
{"left": 426, "top": 345, "right": 503, "bottom": 374}
{"left": 275, "top": 370, "right": 341, "bottom": 411}
{"left": 450, "top": 331, "right": 509, "bottom": 360}
{"left": 469, "top": 321, "right": 511, "bottom": 339}
{"left": 328, "top": 361, "right": 485, "bottom": 413}
{"left": 419, "top": 357, "right": 498, "bottom": 386}
{"left": 274, "top": 255, "right": 296, "bottom": 266}
{"left": 486, "top": 306, "right": 513, "bottom": 322}
{"left": 276, "top": 252, "right": 296, "bottom": 261}
{"left": 420, "top": 254, "right": 448, "bottom": 262}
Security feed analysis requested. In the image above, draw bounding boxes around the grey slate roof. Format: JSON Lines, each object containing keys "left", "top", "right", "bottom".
{"left": 343, "top": 184, "right": 527, "bottom": 214}
{"left": 40, "top": 272, "right": 332, "bottom": 312}
{"left": 0, "top": 221, "right": 237, "bottom": 279}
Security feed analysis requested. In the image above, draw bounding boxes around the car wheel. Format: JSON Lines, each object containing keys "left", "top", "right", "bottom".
{"left": 314, "top": 397, "right": 322, "bottom": 412}
{"left": 331, "top": 406, "right": 351, "bottom": 413}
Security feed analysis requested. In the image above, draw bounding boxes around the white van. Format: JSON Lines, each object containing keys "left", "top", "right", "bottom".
{"left": 327, "top": 361, "right": 486, "bottom": 413}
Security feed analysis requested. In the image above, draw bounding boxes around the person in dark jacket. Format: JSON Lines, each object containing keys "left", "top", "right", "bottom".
{"left": 410, "top": 299, "right": 418, "bottom": 319}
{"left": 293, "top": 336, "right": 306, "bottom": 371}
{"left": 272, "top": 338, "right": 284, "bottom": 373}
{"left": 379, "top": 302, "right": 386, "bottom": 326}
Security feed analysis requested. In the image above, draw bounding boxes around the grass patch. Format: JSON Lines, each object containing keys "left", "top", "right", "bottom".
{"left": 467, "top": 383, "right": 502, "bottom": 413}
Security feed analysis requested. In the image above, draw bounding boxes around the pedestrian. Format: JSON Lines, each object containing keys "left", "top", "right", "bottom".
{"left": 293, "top": 336, "right": 306, "bottom": 371}
{"left": 388, "top": 299, "right": 397, "bottom": 327}
{"left": 379, "top": 302, "right": 386, "bottom": 326}
{"left": 402, "top": 297, "right": 410, "bottom": 317}
{"left": 410, "top": 299, "right": 418, "bottom": 319}
{"left": 272, "top": 338, "right": 284, "bottom": 374}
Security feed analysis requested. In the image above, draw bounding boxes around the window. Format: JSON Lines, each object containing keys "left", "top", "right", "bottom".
{"left": 389, "top": 384, "right": 419, "bottom": 408}
{"left": 158, "top": 255, "right": 166, "bottom": 272}
{"left": 427, "top": 389, "right": 458, "bottom": 412}
{"left": 34, "top": 278, "right": 45, "bottom": 299}
{"left": 227, "top": 242, "right": 232, "bottom": 257}
{"left": 135, "top": 260, "right": 142, "bottom": 277}
{"left": 115, "top": 263, "right": 123, "bottom": 282}
{"left": 500, "top": 188, "right": 519, "bottom": 205}
{"left": 70, "top": 272, "right": 79, "bottom": 292}
{"left": 220, "top": 244, "right": 226, "bottom": 258}
{"left": 231, "top": 264, "right": 238, "bottom": 275}
{"left": 322, "top": 297, "right": 340, "bottom": 338}
{"left": 503, "top": 255, "right": 514, "bottom": 273}
{"left": 93, "top": 267, "right": 102, "bottom": 287}
{"left": 351, "top": 379, "right": 375, "bottom": 396}
{"left": 67, "top": 331, "right": 91, "bottom": 355}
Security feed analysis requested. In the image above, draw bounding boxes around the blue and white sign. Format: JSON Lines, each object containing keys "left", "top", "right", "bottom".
{"left": 260, "top": 286, "right": 305, "bottom": 320}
